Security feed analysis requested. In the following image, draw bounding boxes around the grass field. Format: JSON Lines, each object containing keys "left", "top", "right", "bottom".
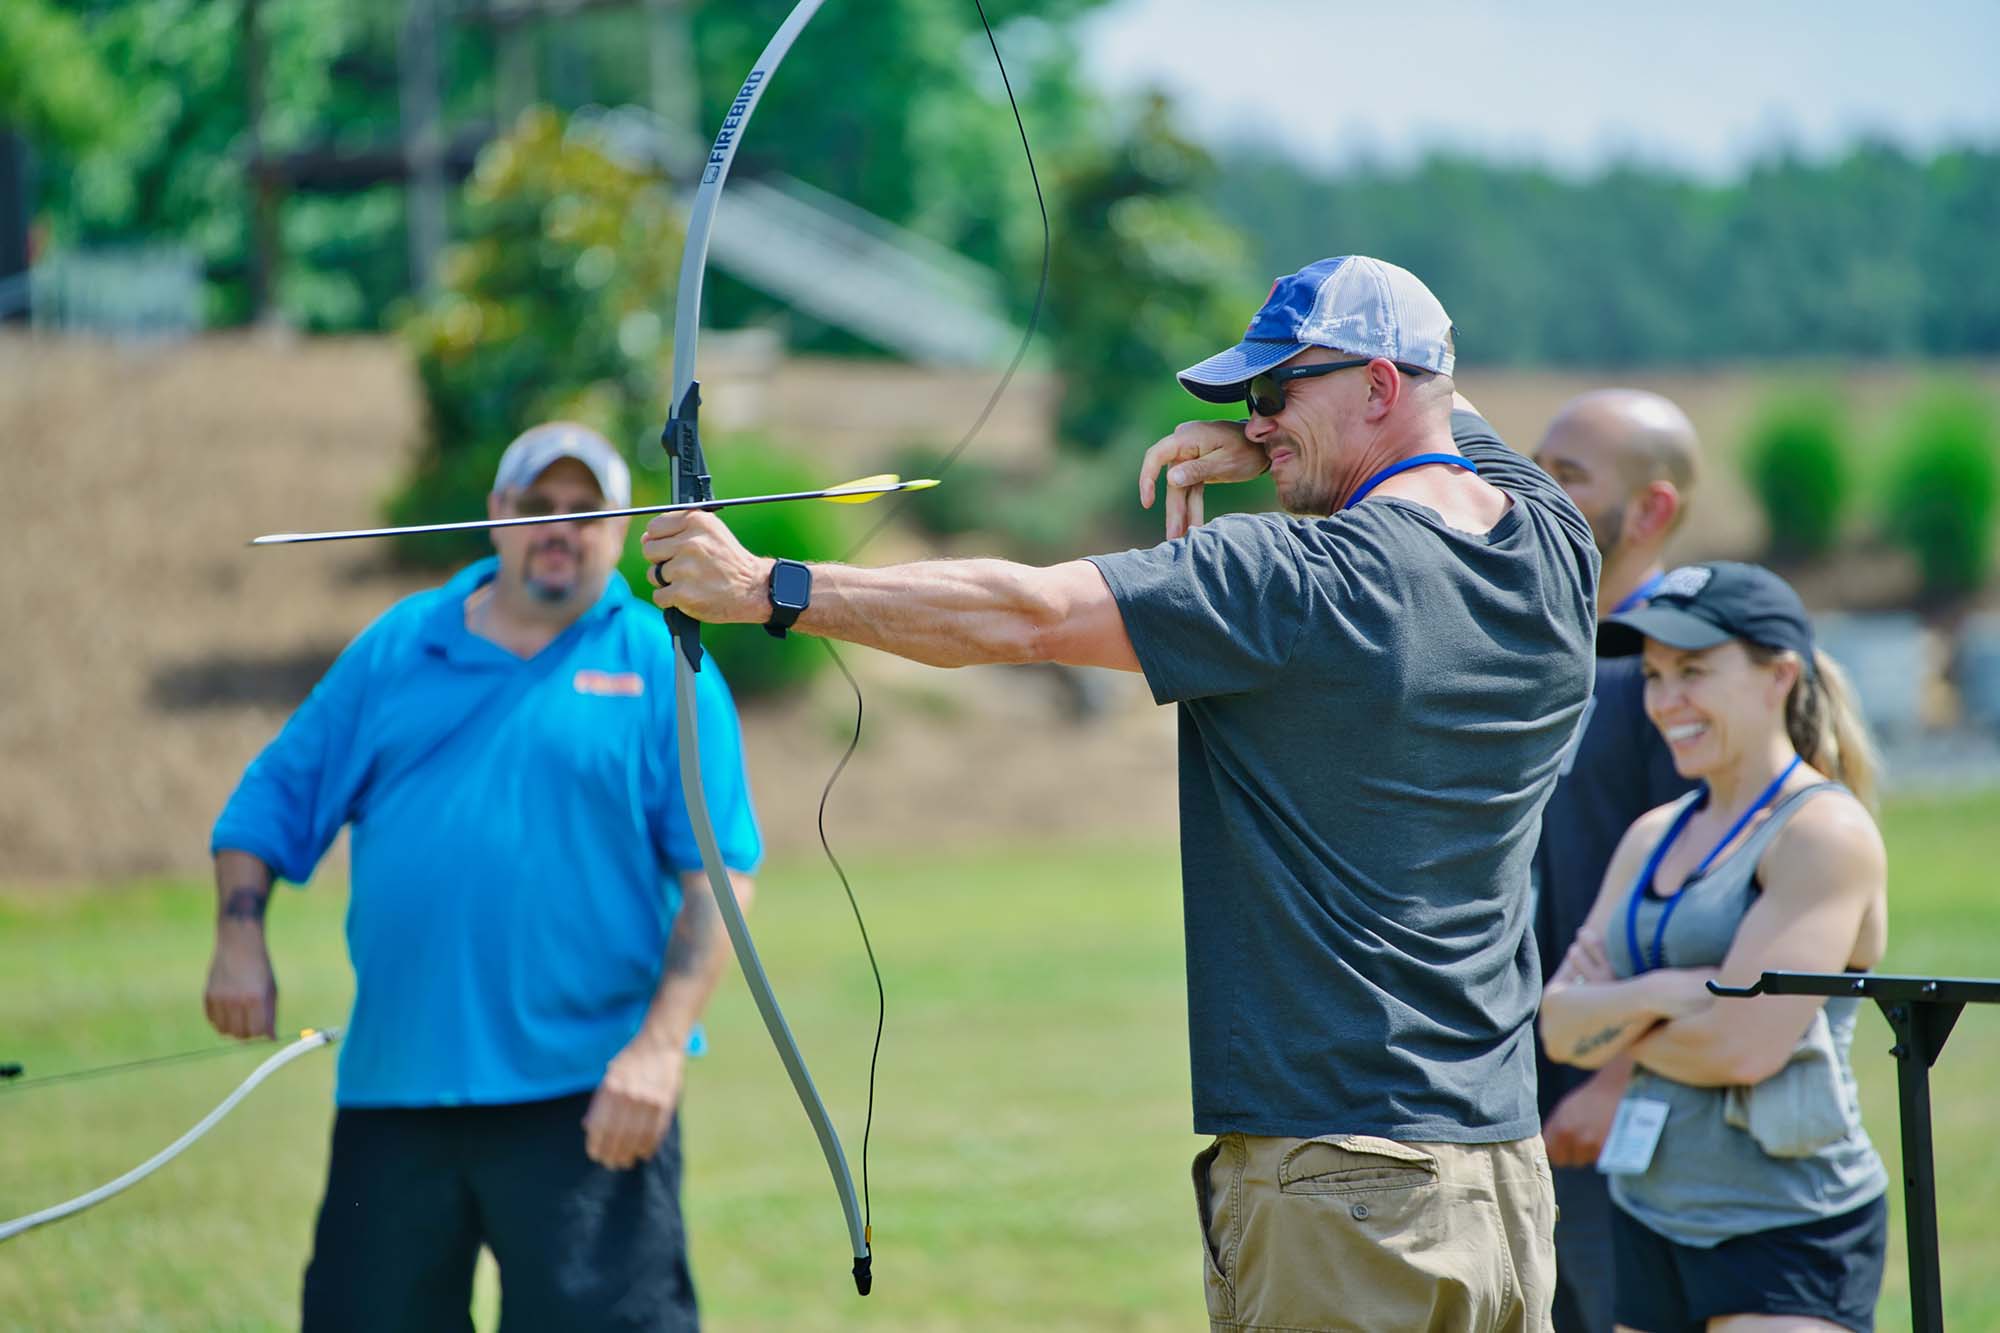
{"left": 3, "top": 799, "right": 1998, "bottom": 1331}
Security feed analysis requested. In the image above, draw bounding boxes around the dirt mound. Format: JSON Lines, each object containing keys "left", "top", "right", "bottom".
{"left": 9, "top": 333, "right": 1995, "bottom": 884}
{"left": 0, "top": 333, "right": 1175, "bottom": 884}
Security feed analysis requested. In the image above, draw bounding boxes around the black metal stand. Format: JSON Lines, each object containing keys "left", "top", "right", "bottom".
{"left": 1710, "top": 970, "right": 2000, "bottom": 1333}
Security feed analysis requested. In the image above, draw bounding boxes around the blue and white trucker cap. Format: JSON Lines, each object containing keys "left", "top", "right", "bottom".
{"left": 492, "top": 421, "right": 632, "bottom": 507}
{"left": 1178, "top": 255, "right": 1457, "bottom": 404}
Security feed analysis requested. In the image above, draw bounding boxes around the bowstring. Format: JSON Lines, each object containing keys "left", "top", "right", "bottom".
{"left": 814, "top": 0, "right": 1052, "bottom": 1240}
{"left": 0, "top": 1038, "right": 282, "bottom": 1096}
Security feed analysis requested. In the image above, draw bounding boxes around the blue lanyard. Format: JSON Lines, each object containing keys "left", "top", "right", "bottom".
{"left": 1609, "top": 571, "right": 1667, "bottom": 618}
{"left": 1623, "top": 755, "right": 1804, "bottom": 973}
{"left": 1344, "top": 453, "right": 1479, "bottom": 510}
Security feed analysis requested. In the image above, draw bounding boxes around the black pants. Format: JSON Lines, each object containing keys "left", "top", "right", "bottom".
{"left": 1551, "top": 1164, "right": 1616, "bottom": 1333}
{"left": 301, "top": 1093, "right": 697, "bottom": 1333}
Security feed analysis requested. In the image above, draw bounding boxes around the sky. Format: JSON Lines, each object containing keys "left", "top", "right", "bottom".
{"left": 1076, "top": 0, "right": 2000, "bottom": 180}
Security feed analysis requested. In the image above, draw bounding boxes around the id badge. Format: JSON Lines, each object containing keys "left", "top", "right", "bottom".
{"left": 1596, "top": 1095, "right": 1670, "bottom": 1175}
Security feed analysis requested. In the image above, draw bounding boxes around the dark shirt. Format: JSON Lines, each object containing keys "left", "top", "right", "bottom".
{"left": 1087, "top": 411, "right": 1598, "bottom": 1142}
{"left": 1532, "top": 649, "right": 1695, "bottom": 1120}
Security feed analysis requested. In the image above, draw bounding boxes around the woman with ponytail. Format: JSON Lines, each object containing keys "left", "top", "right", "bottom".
{"left": 1539, "top": 562, "right": 1890, "bottom": 1333}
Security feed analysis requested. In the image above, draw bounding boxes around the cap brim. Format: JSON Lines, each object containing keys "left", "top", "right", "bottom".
{"left": 499, "top": 443, "right": 631, "bottom": 508}
{"left": 1599, "top": 605, "right": 1734, "bottom": 657}
{"left": 1177, "top": 340, "right": 1304, "bottom": 404}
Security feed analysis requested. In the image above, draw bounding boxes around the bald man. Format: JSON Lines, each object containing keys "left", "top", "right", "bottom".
{"left": 1533, "top": 390, "right": 1700, "bottom": 618}
{"left": 1530, "top": 390, "right": 1702, "bottom": 1333}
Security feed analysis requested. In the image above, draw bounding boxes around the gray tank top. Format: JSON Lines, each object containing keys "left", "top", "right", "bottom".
{"left": 1607, "top": 782, "right": 1887, "bottom": 1247}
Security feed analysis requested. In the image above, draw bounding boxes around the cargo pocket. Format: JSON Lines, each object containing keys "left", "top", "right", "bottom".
{"left": 1250, "top": 1136, "right": 1509, "bottom": 1332}
{"left": 1279, "top": 1134, "right": 1438, "bottom": 1196}
{"left": 1192, "top": 1137, "right": 1237, "bottom": 1325}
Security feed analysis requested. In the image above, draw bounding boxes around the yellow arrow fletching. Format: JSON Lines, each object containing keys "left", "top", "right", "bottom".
{"left": 816, "top": 474, "right": 940, "bottom": 504}
{"left": 819, "top": 473, "right": 901, "bottom": 501}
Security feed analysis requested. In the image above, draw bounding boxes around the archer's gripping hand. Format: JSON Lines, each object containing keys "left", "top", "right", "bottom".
{"left": 642, "top": 510, "right": 774, "bottom": 625}
{"left": 1138, "top": 419, "right": 1266, "bottom": 540}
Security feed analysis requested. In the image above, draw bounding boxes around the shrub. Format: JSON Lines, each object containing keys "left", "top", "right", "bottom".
{"left": 1742, "top": 396, "right": 1850, "bottom": 562}
{"left": 883, "top": 443, "right": 1008, "bottom": 542}
{"left": 392, "top": 106, "right": 683, "bottom": 569}
{"left": 1882, "top": 388, "right": 1999, "bottom": 603}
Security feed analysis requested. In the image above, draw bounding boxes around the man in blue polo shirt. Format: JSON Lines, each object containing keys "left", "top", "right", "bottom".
{"left": 205, "top": 422, "right": 759, "bottom": 1333}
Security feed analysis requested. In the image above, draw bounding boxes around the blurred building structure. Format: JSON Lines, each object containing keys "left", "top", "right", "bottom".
{"left": 232, "top": 0, "right": 1021, "bottom": 367}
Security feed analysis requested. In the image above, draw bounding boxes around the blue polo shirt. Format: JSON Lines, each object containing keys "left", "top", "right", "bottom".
{"left": 212, "top": 558, "right": 762, "bottom": 1108}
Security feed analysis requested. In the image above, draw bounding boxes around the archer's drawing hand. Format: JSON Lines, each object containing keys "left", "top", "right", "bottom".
{"left": 642, "top": 511, "right": 773, "bottom": 624}
{"left": 585, "top": 1040, "right": 685, "bottom": 1170}
{"left": 1138, "top": 419, "right": 1265, "bottom": 539}
{"left": 204, "top": 933, "right": 278, "bottom": 1040}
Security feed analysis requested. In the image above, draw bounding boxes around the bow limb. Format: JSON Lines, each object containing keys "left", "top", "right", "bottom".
{"left": 658, "top": 0, "right": 873, "bottom": 1297}
{"left": 0, "top": 1027, "right": 341, "bottom": 1244}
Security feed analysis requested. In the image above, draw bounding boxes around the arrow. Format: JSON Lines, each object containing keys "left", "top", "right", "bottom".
{"left": 248, "top": 474, "right": 939, "bottom": 546}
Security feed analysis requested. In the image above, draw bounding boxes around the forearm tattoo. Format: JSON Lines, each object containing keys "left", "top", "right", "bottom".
{"left": 1574, "top": 1024, "right": 1628, "bottom": 1057}
{"left": 222, "top": 886, "right": 270, "bottom": 924}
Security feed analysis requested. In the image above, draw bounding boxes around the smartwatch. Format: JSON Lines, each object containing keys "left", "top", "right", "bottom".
{"left": 765, "top": 558, "right": 811, "bottom": 638}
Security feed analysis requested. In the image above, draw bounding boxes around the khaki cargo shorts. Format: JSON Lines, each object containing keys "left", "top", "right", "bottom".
{"left": 1193, "top": 1132, "right": 1555, "bottom": 1332}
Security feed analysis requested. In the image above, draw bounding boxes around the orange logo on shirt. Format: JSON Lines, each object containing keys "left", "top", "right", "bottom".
{"left": 573, "top": 669, "right": 645, "bottom": 697}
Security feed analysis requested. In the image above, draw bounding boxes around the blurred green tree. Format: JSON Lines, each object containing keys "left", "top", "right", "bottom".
{"left": 1883, "top": 388, "right": 1999, "bottom": 604}
{"left": 1042, "top": 94, "right": 1252, "bottom": 451}
{"left": 22, "top": 0, "right": 431, "bottom": 328}
{"left": 1742, "top": 395, "right": 1851, "bottom": 563}
{"left": 21, "top": 0, "right": 1124, "bottom": 340}
{"left": 0, "top": 0, "right": 123, "bottom": 151}
{"left": 688, "top": 0, "right": 1112, "bottom": 348}
{"left": 1210, "top": 142, "right": 2000, "bottom": 367}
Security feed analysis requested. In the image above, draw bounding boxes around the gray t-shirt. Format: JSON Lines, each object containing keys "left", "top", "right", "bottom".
{"left": 1087, "top": 411, "right": 1597, "bottom": 1141}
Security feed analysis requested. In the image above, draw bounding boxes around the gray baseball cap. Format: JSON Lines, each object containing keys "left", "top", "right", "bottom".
{"left": 491, "top": 422, "right": 632, "bottom": 507}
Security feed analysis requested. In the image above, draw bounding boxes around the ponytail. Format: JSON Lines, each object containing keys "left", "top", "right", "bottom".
{"left": 1745, "top": 644, "right": 1881, "bottom": 809}
{"left": 1790, "top": 650, "right": 1881, "bottom": 811}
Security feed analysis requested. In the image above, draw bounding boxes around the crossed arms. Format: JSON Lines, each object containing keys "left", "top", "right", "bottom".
{"left": 1539, "top": 793, "right": 1885, "bottom": 1087}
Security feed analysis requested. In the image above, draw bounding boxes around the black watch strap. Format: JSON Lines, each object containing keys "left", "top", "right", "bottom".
{"left": 765, "top": 559, "right": 811, "bottom": 638}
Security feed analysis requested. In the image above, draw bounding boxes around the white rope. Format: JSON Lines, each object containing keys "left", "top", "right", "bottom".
{"left": 0, "top": 1027, "right": 341, "bottom": 1244}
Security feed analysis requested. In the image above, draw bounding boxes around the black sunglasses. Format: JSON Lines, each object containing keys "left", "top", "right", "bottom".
{"left": 511, "top": 491, "right": 609, "bottom": 521}
{"left": 1245, "top": 358, "right": 1424, "bottom": 418}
